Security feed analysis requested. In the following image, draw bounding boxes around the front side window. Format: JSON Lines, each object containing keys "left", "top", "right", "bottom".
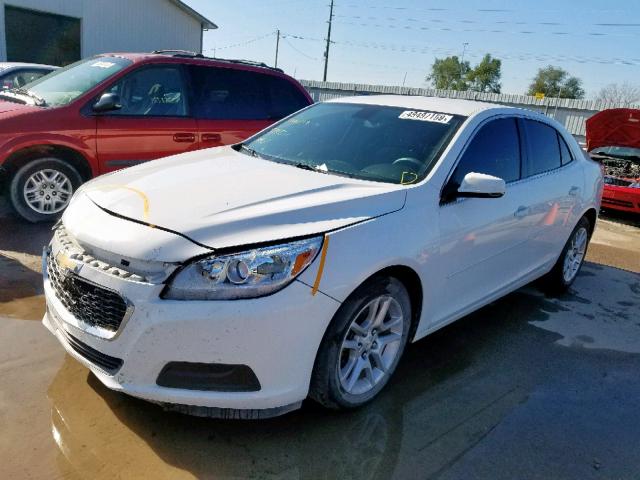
{"left": 449, "top": 117, "right": 521, "bottom": 189}
{"left": 23, "top": 56, "right": 131, "bottom": 107}
{"left": 242, "top": 102, "right": 465, "bottom": 184}
{"left": 524, "top": 120, "right": 562, "bottom": 176}
{"left": 106, "top": 66, "right": 187, "bottom": 117}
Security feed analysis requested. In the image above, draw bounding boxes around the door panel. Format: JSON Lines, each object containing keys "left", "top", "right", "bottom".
{"left": 434, "top": 117, "right": 537, "bottom": 324}
{"left": 189, "top": 65, "right": 308, "bottom": 149}
{"left": 437, "top": 182, "right": 535, "bottom": 323}
{"left": 521, "top": 121, "right": 582, "bottom": 267}
{"left": 96, "top": 65, "right": 198, "bottom": 173}
{"left": 196, "top": 119, "right": 272, "bottom": 149}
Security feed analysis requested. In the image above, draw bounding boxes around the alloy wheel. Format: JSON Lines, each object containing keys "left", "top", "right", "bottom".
{"left": 337, "top": 295, "right": 404, "bottom": 396}
{"left": 562, "top": 226, "right": 588, "bottom": 283}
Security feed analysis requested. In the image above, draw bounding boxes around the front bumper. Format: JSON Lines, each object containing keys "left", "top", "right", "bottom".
{"left": 43, "top": 246, "right": 340, "bottom": 415}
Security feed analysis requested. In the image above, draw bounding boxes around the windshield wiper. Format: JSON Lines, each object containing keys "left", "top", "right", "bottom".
{"left": 238, "top": 144, "right": 264, "bottom": 159}
{"left": 10, "top": 88, "right": 46, "bottom": 106}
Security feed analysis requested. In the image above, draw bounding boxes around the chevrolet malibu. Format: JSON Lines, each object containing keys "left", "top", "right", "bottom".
{"left": 42, "top": 96, "right": 603, "bottom": 418}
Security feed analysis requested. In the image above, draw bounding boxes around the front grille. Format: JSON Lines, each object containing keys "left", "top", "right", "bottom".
{"left": 61, "top": 329, "right": 123, "bottom": 374}
{"left": 47, "top": 253, "right": 128, "bottom": 332}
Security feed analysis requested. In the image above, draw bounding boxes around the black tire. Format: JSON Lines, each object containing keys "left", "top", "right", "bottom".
{"left": 310, "top": 276, "right": 412, "bottom": 410}
{"left": 9, "top": 157, "right": 83, "bottom": 223}
{"left": 542, "top": 216, "right": 592, "bottom": 296}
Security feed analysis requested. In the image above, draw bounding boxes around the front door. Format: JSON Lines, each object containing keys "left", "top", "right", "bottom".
{"left": 434, "top": 117, "right": 537, "bottom": 325}
{"left": 96, "top": 64, "right": 198, "bottom": 173}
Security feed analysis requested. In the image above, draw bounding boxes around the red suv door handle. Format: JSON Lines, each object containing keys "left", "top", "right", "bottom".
{"left": 173, "top": 133, "right": 196, "bottom": 143}
{"left": 202, "top": 133, "right": 222, "bottom": 143}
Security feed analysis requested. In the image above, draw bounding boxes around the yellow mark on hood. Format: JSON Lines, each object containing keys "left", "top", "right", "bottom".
{"left": 87, "top": 184, "right": 150, "bottom": 220}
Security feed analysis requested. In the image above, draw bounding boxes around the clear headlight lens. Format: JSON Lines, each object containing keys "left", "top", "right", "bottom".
{"left": 164, "top": 236, "right": 323, "bottom": 300}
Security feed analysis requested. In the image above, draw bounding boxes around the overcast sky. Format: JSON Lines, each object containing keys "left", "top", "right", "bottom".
{"left": 185, "top": 0, "right": 639, "bottom": 98}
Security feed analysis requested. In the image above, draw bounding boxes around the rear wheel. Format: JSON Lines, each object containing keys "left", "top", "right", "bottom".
{"left": 9, "top": 157, "right": 82, "bottom": 223}
{"left": 542, "top": 216, "right": 591, "bottom": 295}
{"left": 310, "top": 277, "right": 411, "bottom": 410}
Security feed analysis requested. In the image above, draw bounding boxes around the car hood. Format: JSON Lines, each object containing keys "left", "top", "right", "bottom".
{"left": 586, "top": 108, "right": 640, "bottom": 152}
{"left": 0, "top": 99, "right": 41, "bottom": 114}
{"left": 82, "top": 146, "right": 407, "bottom": 250}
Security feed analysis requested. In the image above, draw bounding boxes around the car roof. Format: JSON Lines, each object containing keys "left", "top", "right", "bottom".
{"left": 326, "top": 95, "right": 512, "bottom": 117}
{"left": 100, "top": 52, "right": 285, "bottom": 75}
{"left": 0, "top": 62, "right": 58, "bottom": 71}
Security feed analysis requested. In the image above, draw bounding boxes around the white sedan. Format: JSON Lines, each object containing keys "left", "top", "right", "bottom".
{"left": 42, "top": 96, "right": 603, "bottom": 418}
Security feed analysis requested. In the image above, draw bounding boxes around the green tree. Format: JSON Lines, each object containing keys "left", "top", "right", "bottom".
{"left": 426, "top": 56, "right": 471, "bottom": 90}
{"left": 467, "top": 54, "right": 502, "bottom": 93}
{"left": 527, "top": 66, "right": 585, "bottom": 99}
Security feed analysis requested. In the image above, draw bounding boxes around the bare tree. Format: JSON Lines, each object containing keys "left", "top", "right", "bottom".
{"left": 595, "top": 83, "right": 640, "bottom": 106}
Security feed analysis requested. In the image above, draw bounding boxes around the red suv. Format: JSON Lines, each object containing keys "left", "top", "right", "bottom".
{"left": 0, "top": 51, "right": 312, "bottom": 222}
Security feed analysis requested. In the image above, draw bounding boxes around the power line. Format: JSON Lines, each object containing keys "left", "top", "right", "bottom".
{"left": 282, "top": 37, "right": 321, "bottom": 61}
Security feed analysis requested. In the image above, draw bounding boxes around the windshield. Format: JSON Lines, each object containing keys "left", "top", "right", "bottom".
{"left": 22, "top": 56, "right": 132, "bottom": 107}
{"left": 243, "top": 103, "right": 465, "bottom": 184}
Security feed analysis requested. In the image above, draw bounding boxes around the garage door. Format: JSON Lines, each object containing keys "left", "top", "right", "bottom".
{"left": 5, "top": 6, "right": 80, "bottom": 66}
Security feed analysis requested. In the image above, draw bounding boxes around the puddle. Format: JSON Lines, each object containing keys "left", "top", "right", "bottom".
{"left": 529, "top": 264, "right": 640, "bottom": 354}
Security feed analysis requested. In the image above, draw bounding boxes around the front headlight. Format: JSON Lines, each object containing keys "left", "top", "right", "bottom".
{"left": 163, "top": 236, "right": 323, "bottom": 300}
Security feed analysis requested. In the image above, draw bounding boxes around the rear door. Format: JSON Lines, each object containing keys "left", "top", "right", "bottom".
{"left": 188, "top": 65, "right": 310, "bottom": 149}
{"left": 95, "top": 64, "right": 198, "bottom": 173}
{"left": 521, "top": 119, "right": 582, "bottom": 267}
{"left": 435, "top": 116, "right": 537, "bottom": 324}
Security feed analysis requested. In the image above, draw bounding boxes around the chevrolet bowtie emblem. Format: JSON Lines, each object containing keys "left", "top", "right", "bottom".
{"left": 56, "top": 251, "right": 79, "bottom": 276}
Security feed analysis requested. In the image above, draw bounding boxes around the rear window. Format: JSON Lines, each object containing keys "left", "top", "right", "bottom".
{"left": 524, "top": 120, "right": 562, "bottom": 176}
{"left": 189, "top": 66, "right": 308, "bottom": 121}
{"left": 558, "top": 134, "right": 573, "bottom": 166}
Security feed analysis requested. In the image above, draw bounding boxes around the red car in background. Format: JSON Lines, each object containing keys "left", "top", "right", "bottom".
{"left": 0, "top": 51, "right": 312, "bottom": 222}
{"left": 586, "top": 108, "right": 640, "bottom": 214}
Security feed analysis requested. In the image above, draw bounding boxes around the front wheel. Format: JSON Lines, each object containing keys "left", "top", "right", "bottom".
{"left": 542, "top": 216, "right": 592, "bottom": 295}
{"left": 310, "top": 277, "right": 411, "bottom": 410}
{"left": 9, "top": 157, "right": 82, "bottom": 223}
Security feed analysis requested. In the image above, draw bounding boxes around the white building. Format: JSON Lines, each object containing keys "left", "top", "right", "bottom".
{"left": 0, "top": 0, "right": 216, "bottom": 65}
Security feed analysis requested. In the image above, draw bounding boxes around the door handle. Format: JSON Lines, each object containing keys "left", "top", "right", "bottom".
{"left": 173, "top": 133, "right": 196, "bottom": 143}
{"left": 202, "top": 133, "right": 222, "bottom": 143}
{"left": 569, "top": 186, "right": 580, "bottom": 197}
{"left": 514, "top": 205, "right": 530, "bottom": 219}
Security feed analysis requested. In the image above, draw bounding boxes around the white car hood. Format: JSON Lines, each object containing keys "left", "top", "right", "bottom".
{"left": 82, "top": 146, "right": 406, "bottom": 250}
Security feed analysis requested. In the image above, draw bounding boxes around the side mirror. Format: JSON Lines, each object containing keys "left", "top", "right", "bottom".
{"left": 457, "top": 172, "right": 506, "bottom": 198}
{"left": 92, "top": 92, "right": 121, "bottom": 113}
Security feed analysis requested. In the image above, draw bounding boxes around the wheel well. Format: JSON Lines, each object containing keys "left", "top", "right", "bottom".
{"left": 583, "top": 208, "right": 597, "bottom": 236}
{"left": 3, "top": 145, "right": 92, "bottom": 181}
{"left": 368, "top": 265, "right": 423, "bottom": 342}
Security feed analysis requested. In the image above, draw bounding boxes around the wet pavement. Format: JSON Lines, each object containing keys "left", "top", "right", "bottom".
{"left": 1, "top": 212, "right": 639, "bottom": 479}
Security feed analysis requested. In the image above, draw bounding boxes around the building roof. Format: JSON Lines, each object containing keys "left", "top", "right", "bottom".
{"left": 168, "top": 0, "right": 217, "bottom": 29}
{"left": 327, "top": 95, "right": 510, "bottom": 117}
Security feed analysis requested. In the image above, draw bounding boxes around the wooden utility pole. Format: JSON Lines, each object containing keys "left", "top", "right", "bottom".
{"left": 323, "top": 0, "right": 334, "bottom": 81}
{"left": 274, "top": 29, "right": 280, "bottom": 68}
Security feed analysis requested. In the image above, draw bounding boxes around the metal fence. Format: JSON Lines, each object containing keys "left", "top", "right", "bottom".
{"left": 300, "top": 79, "right": 639, "bottom": 141}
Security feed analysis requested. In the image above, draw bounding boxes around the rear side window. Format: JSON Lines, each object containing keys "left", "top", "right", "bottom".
{"left": 558, "top": 134, "right": 573, "bottom": 165}
{"left": 265, "top": 75, "right": 310, "bottom": 119}
{"left": 450, "top": 117, "right": 521, "bottom": 187}
{"left": 524, "top": 120, "right": 562, "bottom": 176}
{"left": 189, "top": 66, "right": 266, "bottom": 120}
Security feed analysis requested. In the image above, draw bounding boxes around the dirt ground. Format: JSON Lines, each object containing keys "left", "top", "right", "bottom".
{"left": 0, "top": 209, "right": 639, "bottom": 480}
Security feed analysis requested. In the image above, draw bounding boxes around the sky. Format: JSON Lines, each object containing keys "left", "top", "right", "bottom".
{"left": 184, "top": 0, "right": 640, "bottom": 98}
